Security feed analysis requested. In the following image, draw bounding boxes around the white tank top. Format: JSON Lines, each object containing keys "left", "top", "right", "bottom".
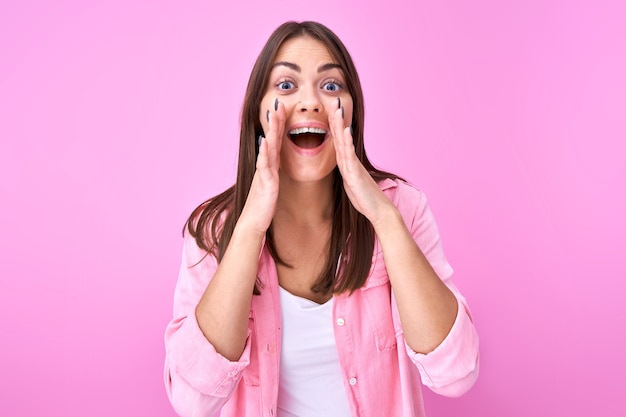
{"left": 277, "top": 287, "right": 352, "bottom": 417}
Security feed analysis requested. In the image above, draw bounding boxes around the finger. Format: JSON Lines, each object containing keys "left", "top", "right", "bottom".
{"left": 256, "top": 135, "right": 269, "bottom": 170}
{"left": 337, "top": 135, "right": 357, "bottom": 179}
{"left": 329, "top": 101, "right": 347, "bottom": 158}
{"left": 328, "top": 98, "right": 344, "bottom": 144}
{"left": 266, "top": 99, "right": 285, "bottom": 170}
{"left": 329, "top": 105, "right": 356, "bottom": 173}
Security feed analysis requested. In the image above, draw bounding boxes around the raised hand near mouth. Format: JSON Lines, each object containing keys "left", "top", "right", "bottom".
{"left": 329, "top": 98, "right": 394, "bottom": 228}
{"left": 238, "top": 99, "right": 286, "bottom": 237}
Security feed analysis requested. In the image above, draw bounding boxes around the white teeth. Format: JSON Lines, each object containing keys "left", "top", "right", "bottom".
{"left": 288, "top": 127, "right": 327, "bottom": 135}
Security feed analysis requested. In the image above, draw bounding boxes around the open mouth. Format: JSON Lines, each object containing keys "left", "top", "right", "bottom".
{"left": 288, "top": 127, "right": 327, "bottom": 149}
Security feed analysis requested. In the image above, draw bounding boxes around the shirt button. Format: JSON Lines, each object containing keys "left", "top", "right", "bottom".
{"left": 336, "top": 318, "right": 345, "bottom": 326}
{"left": 349, "top": 377, "right": 357, "bottom": 385}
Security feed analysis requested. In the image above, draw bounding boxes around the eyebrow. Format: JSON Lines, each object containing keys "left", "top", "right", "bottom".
{"left": 272, "top": 61, "right": 342, "bottom": 73}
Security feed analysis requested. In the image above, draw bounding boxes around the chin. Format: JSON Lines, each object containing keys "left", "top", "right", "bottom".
{"left": 280, "top": 164, "right": 336, "bottom": 184}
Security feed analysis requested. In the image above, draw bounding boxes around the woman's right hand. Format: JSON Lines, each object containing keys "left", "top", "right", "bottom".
{"left": 193, "top": 101, "right": 285, "bottom": 362}
{"left": 238, "top": 100, "right": 285, "bottom": 236}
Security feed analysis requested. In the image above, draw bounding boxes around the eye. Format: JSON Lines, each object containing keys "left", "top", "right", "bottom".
{"left": 322, "top": 80, "right": 342, "bottom": 92}
{"left": 277, "top": 80, "right": 295, "bottom": 90}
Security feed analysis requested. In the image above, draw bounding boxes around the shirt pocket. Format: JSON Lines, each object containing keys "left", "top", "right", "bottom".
{"left": 360, "top": 254, "right": 397, "bottom": 352}
{"left": 242, "top": 309, "right": 260, "bottom": 387}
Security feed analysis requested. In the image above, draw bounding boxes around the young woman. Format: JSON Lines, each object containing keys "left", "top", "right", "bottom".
{"left": 164, "top": 21, "right": 479, "bottom": 417}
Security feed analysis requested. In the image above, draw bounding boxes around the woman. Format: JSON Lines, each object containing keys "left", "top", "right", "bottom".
{"left": 164, "top": 21, "right": 479, "bottom": 417}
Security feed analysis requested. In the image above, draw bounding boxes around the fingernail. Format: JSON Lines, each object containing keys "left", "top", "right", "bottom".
{"left": 266, "top": 109, "right": 270, "bottom": 123}
{"left": 257, "top": 135, "right": 263, "bottom": 147}
{"left": 337, "top": 97, "right": 341, "bottom": 109}
{"left": 274, "top": 98, "right": 278, "bottom": 111}
{"left": 341, "top": 106, "right": 344, "bottom": 120}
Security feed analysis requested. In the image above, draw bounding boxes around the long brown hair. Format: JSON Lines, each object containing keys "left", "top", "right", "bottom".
{"left": 185, "top": 21, "right": 400, "bottom": 294}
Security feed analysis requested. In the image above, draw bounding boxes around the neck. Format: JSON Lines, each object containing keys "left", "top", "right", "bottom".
{"left": 274, "top": 173, "right": 335, "bottom": 226}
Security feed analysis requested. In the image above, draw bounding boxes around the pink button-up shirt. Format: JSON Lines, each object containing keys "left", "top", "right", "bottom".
{"left": 164, "top": 179, "right": 479, "bottom": 417}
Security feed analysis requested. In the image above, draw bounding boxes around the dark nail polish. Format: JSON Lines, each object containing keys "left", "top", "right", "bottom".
{"left": 266, "top": 109, "right": 270, "bottom": 123}
{"left": 274, "top": 98, "right": 278, "bottom": 111}
{"left": 337, "top": 97, "right": 341, "bottom": 109}
{"left": 341, "top": 106, "right": 344, "bottom": 119}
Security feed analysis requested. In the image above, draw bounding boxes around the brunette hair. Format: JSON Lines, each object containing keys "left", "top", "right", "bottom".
{"left": 185, "top": 21, "right": 400, "bottom": 294}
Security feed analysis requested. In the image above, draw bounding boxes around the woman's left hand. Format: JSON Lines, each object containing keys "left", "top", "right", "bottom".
{"left": 329, "top": 102, "right": 394, "bottom": 226}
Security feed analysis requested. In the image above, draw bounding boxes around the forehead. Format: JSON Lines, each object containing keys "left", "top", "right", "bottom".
{"left": 273, "top": 36, "right": 336, "bottom": 64}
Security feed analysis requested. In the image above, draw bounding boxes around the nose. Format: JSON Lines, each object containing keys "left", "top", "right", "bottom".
{"left": 296, "top": 86, "right": 322, "bottom": 113}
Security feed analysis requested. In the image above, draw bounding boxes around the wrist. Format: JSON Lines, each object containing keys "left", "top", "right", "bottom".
{"left": 232, "top": 219, "right": 267, "bottom": 245}
{"left": 369, "top": 203, "right": 402, "bottom": 233}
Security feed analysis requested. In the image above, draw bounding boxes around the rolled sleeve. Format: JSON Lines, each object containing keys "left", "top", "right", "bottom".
{"left": 166, "top": 311, "right": 251, "bottom": 397}
{"left": 386, "top": 179, "right": 480, "bottom": 397}
{"left": 406, "top": 294, "right": 480, "bottom": 397}
{"left": 164, "top": 231, "right": 252, "bottom": 415}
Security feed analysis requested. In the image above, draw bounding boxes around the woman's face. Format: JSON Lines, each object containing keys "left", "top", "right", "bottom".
{"left": 259, "top": 36, "right": 353, "bottom": 184}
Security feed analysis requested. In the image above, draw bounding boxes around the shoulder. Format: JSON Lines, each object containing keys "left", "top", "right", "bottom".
{"left": 378, "top": 178, "right": 427, "bottom": 213}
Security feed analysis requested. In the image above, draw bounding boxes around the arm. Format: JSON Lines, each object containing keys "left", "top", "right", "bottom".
{"left": 329, "top": 105, "right": 479, "bottom": 397}
{"left": 371, "top": 199, "right": 458, "bottom": 353}
{"left": 360, "top": 183, "right": 479, "bottom": 395}
{"left": 194, "top": 220, "right": 265, "bottom": 361}
{"left": 386, "top": 184, "right": 480, "bottom": 397}
{"left": 164, "top": 103, "right": 286, "bottom": 416}
{"left": 196, "top": 102, "right": 285, "bottom": 361}
{"left": 164, "top": 233, "right": 255, "bottom": 417}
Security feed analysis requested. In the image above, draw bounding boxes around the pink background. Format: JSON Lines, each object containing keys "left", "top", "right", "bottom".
{"left": 1, "top": 1, "right": 625, "bottom": 416}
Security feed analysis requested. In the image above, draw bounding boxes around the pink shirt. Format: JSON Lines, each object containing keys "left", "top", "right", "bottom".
{"left": 164, "top": 179, "right": 480, "bottom": 417}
